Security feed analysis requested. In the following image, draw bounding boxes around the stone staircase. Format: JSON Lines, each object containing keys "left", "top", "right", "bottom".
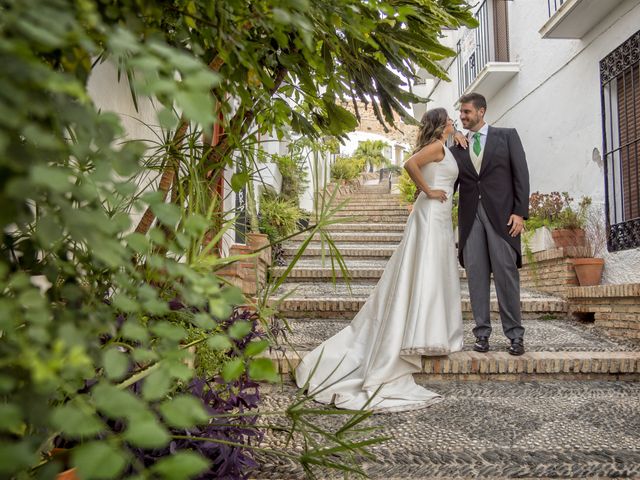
{"left": 266, "top": 183, "right": 640, "bottom": 380}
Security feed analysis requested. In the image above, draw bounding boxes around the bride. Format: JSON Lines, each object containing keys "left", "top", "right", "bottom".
{"left": 295, "top": 108, "right": 463, "bottom": 412}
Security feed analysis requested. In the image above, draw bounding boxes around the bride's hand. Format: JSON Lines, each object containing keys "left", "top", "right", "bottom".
{"left": 426, "top": 189, "right": 448, "bottom": 203}
{"left": 453, "top": 131, "right": 468, "bottom": 149}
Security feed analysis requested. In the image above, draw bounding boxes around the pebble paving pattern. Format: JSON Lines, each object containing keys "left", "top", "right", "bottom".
{"left": 277, "top": 317, "right": 640, "bottom": 353}
{"left": 258, "top": 183, "right": 640, "bottom": 479}
{"left": 253, "top": 381, "right": 640, "bottom": 479}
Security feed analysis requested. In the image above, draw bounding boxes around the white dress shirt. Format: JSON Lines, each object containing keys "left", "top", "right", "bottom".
{"left": 468, "top": 123, "right": 489, "bottom": 174}
{"left": 468, "top": 122, "right": 489, "bottom": 150}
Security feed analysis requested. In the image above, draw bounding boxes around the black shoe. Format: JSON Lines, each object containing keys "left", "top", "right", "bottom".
{"left": 508, "top": 338, "right": 525, "bottom": 356}
{"left": 473, "top": 336, "right": 490, "bottom": 353}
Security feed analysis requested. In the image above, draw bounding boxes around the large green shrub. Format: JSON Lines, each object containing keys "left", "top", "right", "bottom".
{"left": 272, "top": 152, "right": 309, "bottom": 206}
{"left": 330, "top": 156, "right": 365, "bottom": 181}
{"left": 258, "top": 192, "right": 302, "bottom": 243}
{"left": 398, "top": 169, "right": 418, "bottom": 204}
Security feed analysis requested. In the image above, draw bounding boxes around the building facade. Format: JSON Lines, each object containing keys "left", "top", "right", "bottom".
{"left": 417, "top": 0, "right": 640, "bottom": 284}
{"left": 87, "top": 61, "right": 334, "bottom": 255}
{"left": 340, "top": 101, "right": 418, "bottom": 166}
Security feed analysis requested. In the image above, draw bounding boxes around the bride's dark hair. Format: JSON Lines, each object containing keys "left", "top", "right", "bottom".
{"left": 413, "top": 108, "right": 448, "bottom": 154}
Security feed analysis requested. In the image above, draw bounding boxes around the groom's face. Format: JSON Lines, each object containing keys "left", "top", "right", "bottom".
{"left": 459, "top": 102, "right": 485, "bottom": 131}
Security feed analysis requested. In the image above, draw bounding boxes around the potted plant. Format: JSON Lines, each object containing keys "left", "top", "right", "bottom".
{"left": 572, "top": 199, "right": 606, "bottom": 286}
{"left": 46, "top": 447, "right": 79, "bottom": 480}
{"left": 572, "top": 257, "right": 605, "bottom": 286}
{"left": 551, "top": 193, "right": 589, "bottom": 248}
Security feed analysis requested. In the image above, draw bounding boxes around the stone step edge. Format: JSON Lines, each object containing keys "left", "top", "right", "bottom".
{"left": 272, "top": 298, "right": 568, "bottom": 313}
{"left": 271, "top": 266, "right": 467, "bottom": 279}
{"left": 285, "top": 239, "right": 402, "bottom": 244}
{"left": 333, "top": 213, "right": 408, "bottom": 217}
{"left": 285, "top": 233, "right": 404, "bottom": 241}
{"left": 341, "top": 201, "right": 405, "bottom": 206}
{"left": 262, "top": 350, "right": 640, "bottom": 376}
{"left": 283, "top": 247, "right": 397, "bottom": 255}
{"left": 324, "top": 222, "right": 407, "bottom": 226}
{"left": 335, "top": 204, "right": 407, "bottom": 208}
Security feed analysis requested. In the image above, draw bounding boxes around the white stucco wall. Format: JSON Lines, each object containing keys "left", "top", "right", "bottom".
{"left": 425, "top": 0, "right": 640, "bottom": 284}
{"left": 87, "top": 60, "right": 238, "bottom": 254}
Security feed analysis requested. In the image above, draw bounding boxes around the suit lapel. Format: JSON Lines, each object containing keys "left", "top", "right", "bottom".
{"left": 455, "top": 144, "right": 478, "bottom": 178}
{"left": 479, "top": 125, "right": 496, "bottom": 177}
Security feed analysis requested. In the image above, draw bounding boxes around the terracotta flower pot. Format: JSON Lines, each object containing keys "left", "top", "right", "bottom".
{"left": 48, "top": 448, "right": 80, "bottom": 480}
{"left": 551, "top": 228, "right": 587, "bottom": 248}
{"left": 57, "top": 468, "right": 79, "bottom": 480}
{"left": 572, "top": 258, "right": 605, "bottom": 286}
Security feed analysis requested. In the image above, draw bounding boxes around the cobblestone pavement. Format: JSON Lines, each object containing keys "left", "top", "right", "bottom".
{"left": 277, "top": 318, "right": 640, "bottom": 353}
{"left": 252, "top": 381, "right": 640, "bottom": 479}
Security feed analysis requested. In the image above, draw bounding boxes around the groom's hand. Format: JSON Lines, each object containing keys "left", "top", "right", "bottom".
{"left": 508, "top": 214, "right": 525, "bottom": 237}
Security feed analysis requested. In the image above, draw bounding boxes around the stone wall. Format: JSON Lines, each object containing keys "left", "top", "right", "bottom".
{"left": 341, "top": 101, "right": 419, "bottom": 145}
{"left": 566, "top": 283, "right": 640, "bottom": 341}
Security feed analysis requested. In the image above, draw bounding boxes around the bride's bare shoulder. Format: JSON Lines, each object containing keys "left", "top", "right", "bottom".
{"left": 423, "top": 141, "right": 447, "bottom": 162}
{"left": 405, "top": 141, "right": 446, "bottom": 168}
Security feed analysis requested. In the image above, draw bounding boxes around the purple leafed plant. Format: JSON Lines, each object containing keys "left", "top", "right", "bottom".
{"left": 132, "top": 307, "right": 266, "bottom": 479}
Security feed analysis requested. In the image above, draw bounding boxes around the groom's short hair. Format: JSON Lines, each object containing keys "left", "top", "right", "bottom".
{"left": 459, "top": 93, "right": 487, "bottom": 111}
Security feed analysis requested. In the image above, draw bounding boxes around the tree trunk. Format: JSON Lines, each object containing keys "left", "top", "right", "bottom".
{"left": 133, "top": 55, "right": 225, "bottom": 235}
{"left": 134, "top": 121, "right": 188, "bottom": 234}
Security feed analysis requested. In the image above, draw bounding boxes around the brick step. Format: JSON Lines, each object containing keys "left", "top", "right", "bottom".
{"left": 283, "top": 244, "right": 397, "bottom": 259}
{"left": 264, "top": 349, "right": 640, "bottom": 380}
{"left": 274, "top": 298, "right": 568, "bottom": 319}
{"left": 322, "top": 222, "right": 406, "bottom": 232}
{"left": 284, "top": 231, "right": 404, "bottom": 245}
{"left": 330, "top": 213, "right": 409, "bottom": 223}
{"left": 334, "top": 206, "right": 409, "bottom": 214}
{"left": 341, "top": 199, "right": 404, "bottom": 206}
{"left": 359, "top": 187, "right": 394, "bottom": 192}
{"left": 339, "top": 197, "right": 395, "bottom": 202}
{"left": 272, "top": 263, "right": 467, "bottom": 281}
{"left": 335, "top": 194, "right": 400, "bottom": 200}
{"left": 336, "top": 202, "right": 403, "bottom": 209}
{"left": 269, "top": 283, "right": 568, "bottom": 319}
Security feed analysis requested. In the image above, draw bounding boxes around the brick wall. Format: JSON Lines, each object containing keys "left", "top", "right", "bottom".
{"left": 217, "top": 235, "right": 271, "bottom": 296}
{"left": 566, "top": 283, "right": 640, "bottom": 341}
{"left": 520, "top": 247, "right": 590, "bottom": 297}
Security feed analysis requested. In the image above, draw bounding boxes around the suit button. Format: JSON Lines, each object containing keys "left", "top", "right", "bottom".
{"left": 479, "top": 195, "right": 482, "bottom": 199}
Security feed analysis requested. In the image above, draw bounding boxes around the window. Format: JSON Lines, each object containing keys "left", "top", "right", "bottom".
{"left": 547, "top": 0, "right": 565, "bottom": 17}
{"left": 600, "top": 30, "right": 640, "bottom": 251}
{"left": 456, "top": 0, "right": 511, "bottom": 96}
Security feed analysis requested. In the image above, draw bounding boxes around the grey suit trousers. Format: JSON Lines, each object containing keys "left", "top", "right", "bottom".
{"left": 463, "top": 203, "right": 525, "bottom": 340}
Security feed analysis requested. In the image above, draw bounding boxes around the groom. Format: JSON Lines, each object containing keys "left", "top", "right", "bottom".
{"left": 451, "top": 93, "right": 530, "bottom": 356}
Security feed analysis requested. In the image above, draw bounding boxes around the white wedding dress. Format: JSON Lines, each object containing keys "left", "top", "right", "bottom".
{"left": 295, "top": 143, "right": 463, "bottom": 413}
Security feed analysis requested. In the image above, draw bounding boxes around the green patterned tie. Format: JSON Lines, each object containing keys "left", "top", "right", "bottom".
{"left": 472, "top": 132, "right": 482, "bottom": 156}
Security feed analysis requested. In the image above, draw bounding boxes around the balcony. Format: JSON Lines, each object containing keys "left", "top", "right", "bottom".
{"left": 457, "top": 0, "right": 519, "bottom": 100}
{"left": 540, "top": 0, "right": 626, "bottom": 39}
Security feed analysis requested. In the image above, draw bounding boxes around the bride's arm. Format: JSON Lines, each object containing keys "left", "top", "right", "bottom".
{"left": 403, "top": 142, "right": 447, "bottom": 203}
